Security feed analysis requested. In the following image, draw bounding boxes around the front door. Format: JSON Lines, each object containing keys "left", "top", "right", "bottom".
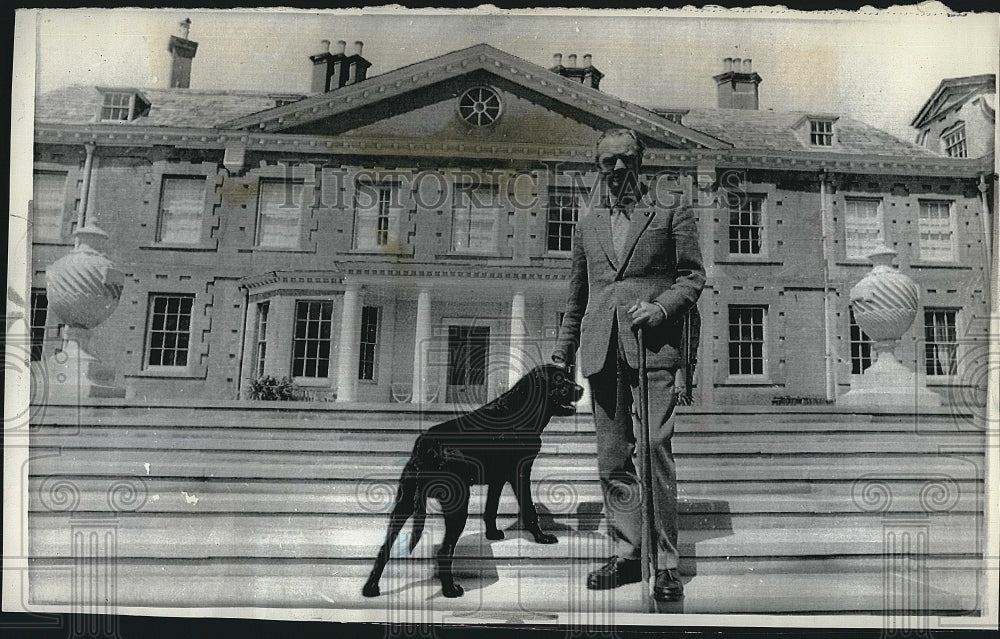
{"left": 446, "top": 325, "right": 490, "bottom": 405}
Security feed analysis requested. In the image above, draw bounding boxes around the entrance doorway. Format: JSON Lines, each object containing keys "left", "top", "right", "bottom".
{"left": 446, "top": 325, "right": 490, "bottom": 405}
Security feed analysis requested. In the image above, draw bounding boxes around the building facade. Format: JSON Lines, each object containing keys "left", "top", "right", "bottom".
{"left": 29, "top": 36, "right": 994, "bottom": 406}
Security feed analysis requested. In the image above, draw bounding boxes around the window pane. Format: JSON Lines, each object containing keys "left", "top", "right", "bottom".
{"left": 453, "top": 185, "right": 499, "bottom": 252}
{"left": 728, "top": 306, "right": 766, "bottom": 377}
{"left": 355, "top": 184, "right": 400, "bottom": 250}
{"left": 158, "top": 177, "right": 206, "bottom": 243}
{"left": 291, "top": 300, "right": 334, "bottom": 378}
{"left": 257, "top": 180, "right": 304, "bottom": 248}
{"left": 358, "top": 306, "right": 380, "bottom": 380}
{"left": 918, "top": 201, "right": 954, "bottom": 262}
{"left": 30, "top": 289, "right": 48, "bottom": 362}
{"left": 924, "top": 309, "right": 958, "bottom": 376}
{"left": 844, "top": 198, "right": 883, "bottom": 259}
{"left": 32, "top": 172, "right": 67, "bottom": 242}
{"left": 546, "top": 186, "right": 585, "bottom": 253}
{"left": 146, "top": 294, "right": 194, "bottom": 368}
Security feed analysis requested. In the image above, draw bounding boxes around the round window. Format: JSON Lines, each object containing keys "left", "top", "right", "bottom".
{"left": 458, "top": 87, "right": 502, "bottom": 126}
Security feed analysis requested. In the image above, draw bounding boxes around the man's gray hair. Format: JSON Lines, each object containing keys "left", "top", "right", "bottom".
{"left": 595, "top": 128, "right": 646, "bottom": 158}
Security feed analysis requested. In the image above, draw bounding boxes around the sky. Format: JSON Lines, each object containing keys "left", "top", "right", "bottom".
{"left": 24, "top": 5, "right": 1000, "bottom": 143}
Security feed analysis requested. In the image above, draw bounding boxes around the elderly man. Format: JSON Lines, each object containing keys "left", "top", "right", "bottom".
{"left": 552, "top": 128, "right": 705, "bottom": 602}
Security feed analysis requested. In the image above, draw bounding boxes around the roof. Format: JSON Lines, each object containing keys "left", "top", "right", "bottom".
{"left": 911, "top": 74, "right": 997, "bottom": 129}
{"left": 677, "top": 108, "right": 939, "bottom": 157}
{"left": 34, "top": 85, "right": 297, "bottom": 128}
{"left": 34, "top": 44, "right": 936, "bottom": 159}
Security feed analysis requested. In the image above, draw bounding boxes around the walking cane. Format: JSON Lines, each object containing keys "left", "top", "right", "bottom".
{"left": 636, "top": 325, "right": 658, "bottom": 613}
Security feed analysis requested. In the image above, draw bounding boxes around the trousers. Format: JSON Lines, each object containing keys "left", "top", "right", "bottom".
{"left": 587, "top": 318, "right": 679, "bottom": 569}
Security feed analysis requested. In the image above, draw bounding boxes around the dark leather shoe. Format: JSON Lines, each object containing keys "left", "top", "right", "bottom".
{"left": 586, "top": 556, "right": 641, "bottom": 590}
{"left": 653, "top": 568, "right": 684, "bottom": 602}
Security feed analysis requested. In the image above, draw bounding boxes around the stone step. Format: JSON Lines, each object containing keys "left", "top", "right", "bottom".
{"left": 29, "top": 412, "right": 976, "bottom": 434}
{"left": 28, "top": 477, "right": 984, "bottom": 516}
{"left": 28, "top": 429, "right": 983, "bottom": 456}
{"left": 30, "top": 450, "right": 985, "bottom": 481}
{"left": 29, "top": 512, "right": 983, "bottom": 560}
{"left": 27, "top": 557, "right": 981, "bottom": 615}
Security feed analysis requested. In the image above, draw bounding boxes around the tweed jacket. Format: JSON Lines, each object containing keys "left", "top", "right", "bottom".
{"left": 555, "top": 193, "right": 706, "bottom": 377}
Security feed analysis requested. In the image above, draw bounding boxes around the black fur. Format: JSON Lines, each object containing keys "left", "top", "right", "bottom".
{"left": 362, "top": 364, "right": 584, "bottom": 598}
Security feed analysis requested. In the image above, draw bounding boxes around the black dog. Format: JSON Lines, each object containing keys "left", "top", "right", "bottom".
{"left": 362, "top": 364, "right": 584, "bottom": 598}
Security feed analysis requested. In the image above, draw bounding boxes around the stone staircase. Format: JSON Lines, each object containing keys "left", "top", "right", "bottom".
{"left": 26, "top": 401, "right": 988, "bottom": 619}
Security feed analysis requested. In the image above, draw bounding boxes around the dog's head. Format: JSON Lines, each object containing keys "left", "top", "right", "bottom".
{"left": 509, "top": 364, "right": 585, "bottom": 418}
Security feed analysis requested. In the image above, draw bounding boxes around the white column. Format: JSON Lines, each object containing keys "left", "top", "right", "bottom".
{"left": 411, "top": 288, "right": 432, "bottom": 403}
{"left": 335, "top": 282, "right": 361, "bottom": 402}
{"left": 508, "top": 290, "right": 527, "bottom": 387}
{"left": 268, "top": 296, "right": 296, "bottom": 379}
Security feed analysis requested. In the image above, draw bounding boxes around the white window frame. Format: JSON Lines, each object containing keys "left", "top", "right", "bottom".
{"left": 358, "top": 305, "right": 380, "bottom": 382}
{"left": 156, "top": 176, "right": 207, "bottom": 244}
{"left": 809, "top": 119, "right": 835, "bottom": 146}
{"left": 923, "top": 307, "right": 959, "bottom": 379}
{"left": 843, "top": 197, "right": 885, "bottom": 260}
{"left": 727, "top": 305, "right": 768, "bottom": 380}
{"left": 354, "top": 182, "right": 402, "bottom": 251}
{"left": 727, "top": 194, "right": 766, "bottom": 257}
{"left": 255, "top": 179, "right": 305, "bottom": 249}
{"left": 290, "top": 299, "right": 334, "bottom": 380}
{"left": 254, "top": 301, "right": 269, "bottom": 379}
{"left": 848, "top": 307, "right": 875, "bottom": 375}
{"left": 917, "top": 199, "right": 957, "bottom": 262}
{"left": 546, "top": 185, "right": 586, "bottom": 254}
{"left": 32, "top": 171, "right": 68, "bottom": 242}
{"left": 942, "top": 123, "right": 968, "bottom": 158}
{"left": 144, "top": 293, "right": 195, "bottom": 370}
{"left": 452, "top": 183, "right": 501, "bottom": 253}
{"left": 30, "top": 288, "right": 48, "bottom": 363}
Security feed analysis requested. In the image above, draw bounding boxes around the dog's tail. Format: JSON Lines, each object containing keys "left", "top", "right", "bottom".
{"left": 408, "top": 483, "right": 427, "bottom": 553}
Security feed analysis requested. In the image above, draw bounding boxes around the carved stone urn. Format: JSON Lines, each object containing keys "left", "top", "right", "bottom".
{"left": 45, "top": 226, "right": 127, "bottom": 400}
{"left": 838, "top": 246, "right": 941, "bottom": 408}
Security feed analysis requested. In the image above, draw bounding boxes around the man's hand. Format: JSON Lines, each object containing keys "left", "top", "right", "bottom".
{"left": 628, "top": 300, "right": 666, "bottom": 328}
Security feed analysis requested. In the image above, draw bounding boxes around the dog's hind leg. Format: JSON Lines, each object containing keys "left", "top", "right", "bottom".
{"left": 436, "top": 482, "right": 471, "bottom": 598}
{"left": 362, "top": 472, "right": 418, "bottom": 597}
{"left": 483, "top": 479, "right": 505, "bottom": 540}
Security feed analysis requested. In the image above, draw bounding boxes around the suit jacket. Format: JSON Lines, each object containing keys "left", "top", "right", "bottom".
{"left": 555, "top": 194, "right": 706, "bottom": 377}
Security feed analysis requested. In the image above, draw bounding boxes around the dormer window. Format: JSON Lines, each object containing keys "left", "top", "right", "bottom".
{"left": 98, "top": 89, "right": 150, "bottom": 122}
{"left": 809, "top": 119, "right": 835, "bottom": 146}
{"left": 942, "top": 123, "right": 967, "bottom": 157}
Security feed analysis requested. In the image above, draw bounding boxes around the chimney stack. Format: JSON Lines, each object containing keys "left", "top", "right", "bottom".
{"left": 310, "top": 38, "right": 372, "bottom": 93}
{"left": 549, "top": 52, "right": 603, "bottom": 90}
{"left": 167, "top": 18, "right": 198, "bottom": 89}
{"left": 713, "top": 56, "right": 762, "bottom": 110}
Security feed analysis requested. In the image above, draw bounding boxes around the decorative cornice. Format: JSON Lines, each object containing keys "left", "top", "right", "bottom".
{"left": 238, "top": 264, "right": 571, "bottom": 292}
{"left": 34, "top": 122, "right": 990, "bottom": 178}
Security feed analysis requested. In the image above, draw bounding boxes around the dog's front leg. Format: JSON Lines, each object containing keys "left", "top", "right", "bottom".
{"left": 483, "top": 479, "right": 505, "bottom": 540}
{"left": 514, "top": 460, "right": 557, "bottom": 544}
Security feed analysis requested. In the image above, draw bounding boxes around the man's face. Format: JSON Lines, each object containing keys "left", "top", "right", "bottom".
{"left": 596, "top": 133, "right": 642, "bottom": 202}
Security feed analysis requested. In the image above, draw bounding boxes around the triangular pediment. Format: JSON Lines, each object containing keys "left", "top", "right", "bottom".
{"left": 219, "top": 44, "right": 730, "bottom": 151}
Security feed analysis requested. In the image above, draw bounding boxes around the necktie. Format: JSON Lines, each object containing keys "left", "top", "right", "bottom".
{"left": 612, "top": 207, "right": 631, "bottom": 261}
